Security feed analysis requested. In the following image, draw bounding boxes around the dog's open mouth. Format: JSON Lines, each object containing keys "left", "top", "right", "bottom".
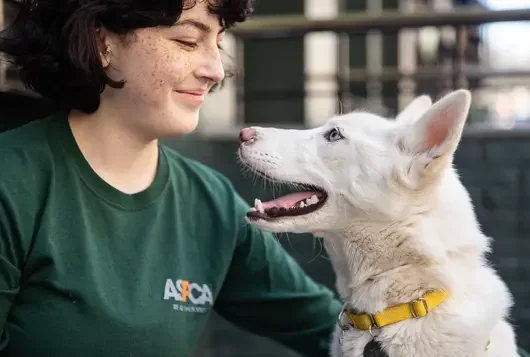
{"left": 247, "top": 184, "right": 328, "bottom": 221}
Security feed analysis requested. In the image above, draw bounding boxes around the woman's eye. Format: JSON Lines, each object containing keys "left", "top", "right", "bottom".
{"left": 175, "top": 40, "right": 198, "bottom": 49}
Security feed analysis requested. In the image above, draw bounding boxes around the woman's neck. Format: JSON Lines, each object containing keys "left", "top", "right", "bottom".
{"left": 68, "top": 106, "right": 160, "bottom": 195}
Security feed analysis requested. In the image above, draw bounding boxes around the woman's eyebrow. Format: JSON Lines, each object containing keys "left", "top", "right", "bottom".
{"left": 174, "top": 19, "right": 225, "bottom": 34}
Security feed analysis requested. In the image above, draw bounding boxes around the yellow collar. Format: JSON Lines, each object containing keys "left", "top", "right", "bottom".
{"left": 340, "top": 289, "right": 491, "bottom": 350}
{"left": 344, "top": 289, "right": 448, "bottom": 330}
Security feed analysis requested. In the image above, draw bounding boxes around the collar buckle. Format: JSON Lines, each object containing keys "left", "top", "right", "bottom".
{"left": 409, "top": 297, "right": 429, "bottom": 318}
{"left": 337, "top": 304, "right": 379, "bottom": 344}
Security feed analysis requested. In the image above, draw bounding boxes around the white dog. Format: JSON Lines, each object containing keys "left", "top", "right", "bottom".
{"left": 237, "top": 89, "right": 518, "bottom": 357}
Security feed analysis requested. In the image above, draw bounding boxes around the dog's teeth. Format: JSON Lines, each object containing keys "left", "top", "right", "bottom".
{"left": 299, "top": 201, "right": 306, "bottom": 208}
{"left": 249, "top": 207, "right": 257, "bottom": 212}
{"left": 303, "top": 195, "right": 320, "bottom": 207}
{"left": 254, "top": 198, "right": 265, "bottom": 213}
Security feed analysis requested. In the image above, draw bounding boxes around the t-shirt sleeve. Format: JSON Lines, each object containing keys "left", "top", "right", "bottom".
{"left": 0, "top": 146, "right": 39, "bottom": 349}
{"left": 0, "top": 194, "right": 24, "bottom": 348}
{"left": 214, "top": 193, "right": 342, "bottom": 357}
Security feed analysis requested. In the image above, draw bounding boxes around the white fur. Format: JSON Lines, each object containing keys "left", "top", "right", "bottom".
{"left": 238, "top": 89, "right": 518, "bottom": 357}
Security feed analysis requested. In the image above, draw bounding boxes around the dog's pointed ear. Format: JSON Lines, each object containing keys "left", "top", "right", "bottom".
{"left": 395, "top": 95, "right": 432, "bottom": 123}
{"left": 398, "top": 89, "right": 472, "bottom": 171}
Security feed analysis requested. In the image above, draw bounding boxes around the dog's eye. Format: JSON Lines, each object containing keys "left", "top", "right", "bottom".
{"left": 324, "top": 127, "right": 344, "bottom": 142}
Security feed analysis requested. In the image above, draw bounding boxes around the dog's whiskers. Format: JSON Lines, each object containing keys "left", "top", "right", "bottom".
{"left": 307, "top": 237, "right": 325, "bottom": 264}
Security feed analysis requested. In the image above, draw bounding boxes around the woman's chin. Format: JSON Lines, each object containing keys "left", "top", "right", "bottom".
{"left": 163, "top": 110, "right": 200, "bottom": 137}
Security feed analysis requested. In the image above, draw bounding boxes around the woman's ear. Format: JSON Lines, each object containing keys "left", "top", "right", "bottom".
{"left": 96, "top": 27, "right": 114, "bottom": 69}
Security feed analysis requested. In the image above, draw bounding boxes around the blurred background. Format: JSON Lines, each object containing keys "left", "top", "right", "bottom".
{"left": 2, "top": 0, "right": 530, "bottom": 355}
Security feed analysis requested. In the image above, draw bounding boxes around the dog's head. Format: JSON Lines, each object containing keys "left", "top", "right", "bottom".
{"left": 238, "top": 89, "right": 472, "bottom": 235}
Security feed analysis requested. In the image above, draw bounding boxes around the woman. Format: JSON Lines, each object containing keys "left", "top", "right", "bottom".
{"left": 0, "top": 0, "right": 343, "bottom": 356}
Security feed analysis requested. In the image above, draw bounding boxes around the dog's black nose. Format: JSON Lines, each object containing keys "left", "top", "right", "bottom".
{"left": 239, "top": 127, "right": 257, "bottom": 144}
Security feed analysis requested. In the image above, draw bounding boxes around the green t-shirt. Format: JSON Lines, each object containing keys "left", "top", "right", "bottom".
{"left": 0, "top": 113, "right": 342, "bottom": 357}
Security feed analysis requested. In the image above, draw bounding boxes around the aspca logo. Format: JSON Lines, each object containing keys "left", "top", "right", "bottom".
{"left": 163, "top": 278, "right": 213, "bottom": 313}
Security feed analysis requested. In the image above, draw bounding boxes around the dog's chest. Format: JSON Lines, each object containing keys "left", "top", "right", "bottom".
{"left": 363, "top": 340, "right": 389, "bottom": 357}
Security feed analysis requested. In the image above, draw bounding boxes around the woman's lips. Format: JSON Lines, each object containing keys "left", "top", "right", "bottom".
{"left": 174, "top": 90, "right": 207, "bottom": 106}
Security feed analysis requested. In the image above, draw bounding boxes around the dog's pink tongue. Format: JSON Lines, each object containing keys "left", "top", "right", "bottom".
{"left": 262, "top": 191, "right": 319, "bottom": 209}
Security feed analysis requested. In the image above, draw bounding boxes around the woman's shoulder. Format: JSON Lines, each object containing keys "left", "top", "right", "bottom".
{"left": 1, "top": 113, "right": 56, "bottom": 160}
{"left": 0, "top": 114, "right": 56, "bottom": 155}
{"left": 0, "top": 115, "right": 57, "bottom": 182}
{"left": 159, "top": 144, "right": 250, "bottom": 227}
{"left": 161, "top": 144, "right": 237, "bottom": 195}
{"left": 0, "top": 116, "right": 58, "bottom": 251}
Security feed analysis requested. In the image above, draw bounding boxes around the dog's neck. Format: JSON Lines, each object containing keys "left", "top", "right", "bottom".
{"left": 316, "top": 173, "right": 491, "bottom": 315}
{"left": 318, "top": 215, "right": 487, "bottom": 315}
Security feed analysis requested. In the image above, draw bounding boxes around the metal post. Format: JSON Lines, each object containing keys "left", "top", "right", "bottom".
{"left": 366, "top": 0, "right": 383, "bottom": 114}
{"left": 233, "top": 34, "right": 245, "bottom": 126}
{"left": 336, "top": 0, "right": 353, "bottom": 114}
{"left": 0, "top": 0, "right": 6, "bottom": 91}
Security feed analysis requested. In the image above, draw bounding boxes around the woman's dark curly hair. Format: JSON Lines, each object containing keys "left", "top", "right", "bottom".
{"left": 0, "top": 0, "right": 253, "bottom": 113}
